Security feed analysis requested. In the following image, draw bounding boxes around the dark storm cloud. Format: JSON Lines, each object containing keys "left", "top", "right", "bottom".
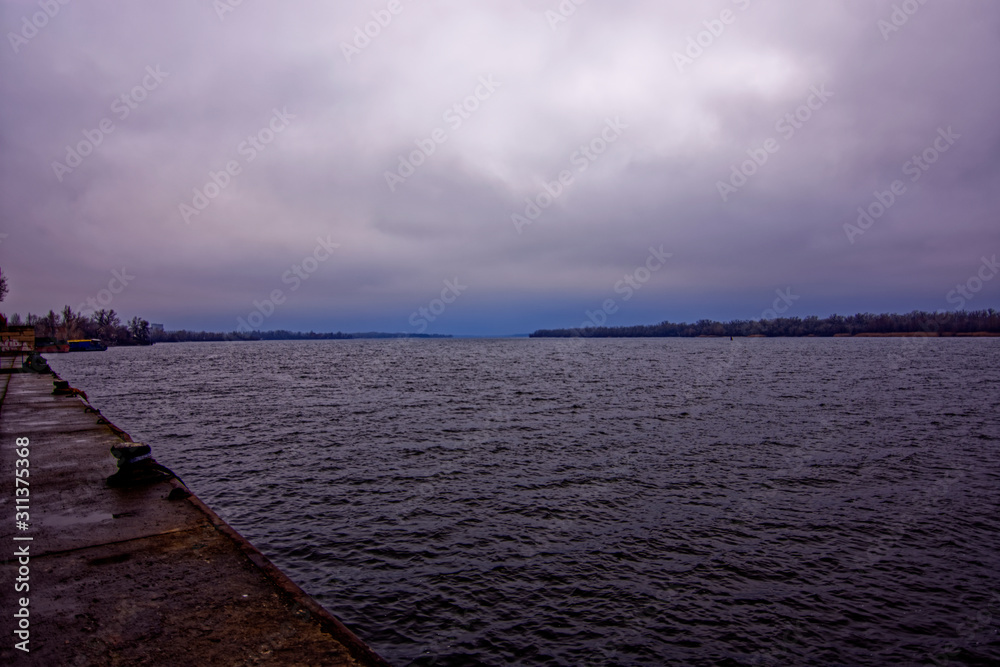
{"left": 1, "top": 0, "right": 998, "bottom": 334}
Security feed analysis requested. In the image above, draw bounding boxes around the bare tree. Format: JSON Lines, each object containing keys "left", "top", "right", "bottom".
{"left": 60, "top": 305, "right": 83, "bottom": 340}
{"left": 0, "top": 266, "right": 8, "bottom": 326}
{"left": 127, "top": 316, "right": 151, "bottom": 345}
{"left": 44, "top": 310, "right": 58, "bottom": 337}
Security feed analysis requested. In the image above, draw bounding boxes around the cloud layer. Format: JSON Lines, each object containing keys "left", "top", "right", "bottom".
{"left": 2, "top": 0, "right": 998, "bottom": 334}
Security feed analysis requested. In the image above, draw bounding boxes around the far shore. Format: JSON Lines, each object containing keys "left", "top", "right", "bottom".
{"left": 692, "top": 331, "right": 1000, "bottom": 338}
{"left": 833, "top": 331, "right": 1000, "bottom": 337}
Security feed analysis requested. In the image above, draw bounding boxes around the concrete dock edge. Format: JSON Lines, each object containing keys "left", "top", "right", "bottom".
{"left": 0, "top": 365, "right": 392, "bottom": 666}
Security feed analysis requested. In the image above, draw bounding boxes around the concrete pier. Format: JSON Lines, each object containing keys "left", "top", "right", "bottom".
{"left": 0, "top": 365, "right": 391, "bottom": 666}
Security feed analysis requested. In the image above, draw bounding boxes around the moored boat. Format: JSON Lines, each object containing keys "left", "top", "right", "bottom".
{"left": 68, "top": 339, "right": 108, "bottom": 352}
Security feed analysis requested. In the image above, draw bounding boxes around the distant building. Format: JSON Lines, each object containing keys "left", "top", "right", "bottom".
{"left": 150, "top": 323, "right": 165, "bottom": 333}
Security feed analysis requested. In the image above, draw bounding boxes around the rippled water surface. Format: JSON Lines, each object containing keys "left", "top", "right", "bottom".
{"left": 46, "top": 338, "right": 1000, "bottom": 665}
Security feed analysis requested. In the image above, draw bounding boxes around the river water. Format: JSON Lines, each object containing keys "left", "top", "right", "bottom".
{"left": 45, "top": 337, "right": 1000, "bottom": 665}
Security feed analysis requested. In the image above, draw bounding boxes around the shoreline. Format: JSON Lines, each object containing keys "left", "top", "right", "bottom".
{"left": 0, "top": 365, "right": 390, "bottom": 666}
{"left": 24, "top": 329, "right": 1000, "bottom": 352}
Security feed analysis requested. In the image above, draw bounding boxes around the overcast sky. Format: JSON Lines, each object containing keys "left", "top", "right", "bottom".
{"left": 1, "top": 0, "right": 998, "bottom": 335}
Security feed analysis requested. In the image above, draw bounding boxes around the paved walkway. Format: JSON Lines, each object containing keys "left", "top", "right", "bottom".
{"left": 0, "top": 365, "right": 390, "bottom": 666}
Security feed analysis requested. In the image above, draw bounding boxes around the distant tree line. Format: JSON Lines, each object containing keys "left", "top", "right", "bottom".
{"left": 149, "top": 329, "right": 451, "bottom": 342}
{"left": 3, "top": 304, "right": 452, "bottom": 345}
{"left": 7, "top": 306, "right": 151, "bottom": 346}
{"left": 530, "top": 309, "right": 1000, "bottom": 338}
{"left": 149, "top": 329, "right": 252, "bottom": 343}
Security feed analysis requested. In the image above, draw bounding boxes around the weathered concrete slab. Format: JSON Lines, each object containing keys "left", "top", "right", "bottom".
{"left": 0, "top": 368, "right": 390, "bottom": 666}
